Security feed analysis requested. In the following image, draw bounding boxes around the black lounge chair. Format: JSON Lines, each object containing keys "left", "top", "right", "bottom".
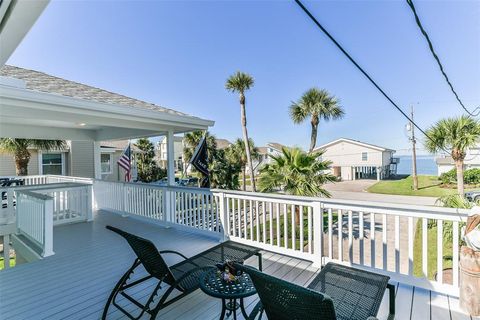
{"left": 241, "top": 262, "right": 395, "bottom": 320}
{"left": 102, "top": 225, "right": 262, "bottom": 320}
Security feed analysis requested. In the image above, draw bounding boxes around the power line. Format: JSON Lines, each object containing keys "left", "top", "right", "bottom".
{"left": 405, "top": 0, "right": 480, "bottom": 117}
{"left": 293, "top": 0, "right": 450, "bottom": 154}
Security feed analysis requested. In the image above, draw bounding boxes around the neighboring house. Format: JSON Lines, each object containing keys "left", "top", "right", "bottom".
{"left": 156, "top": 136, "right": 184, "bottom": 172}
{"left": 181, "top": 138, "right": 231, "bottom": 175}
{"left": 250, "top": 142, "right": 287, "bottom": 174}
{"left": 435, "top": 146, "right": 480, "bottom": 176}
{"left": 215, "top": 138, "right": 231, "bottom": 150}
{"left": 314, "top": 138, "right": 399, "bottom": 181}
{"left": 0, "top": 140, "right": 138, "bottom": 182}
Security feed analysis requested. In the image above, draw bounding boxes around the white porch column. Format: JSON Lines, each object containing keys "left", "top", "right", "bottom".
{"left": 93, "top": 141, "right": 102, "bottom": 180}
{"left": 376, "top": 167, "right": 381, "bottom": 181}
{"left": 167, "top": 130, "right": 175, "bottom": 186}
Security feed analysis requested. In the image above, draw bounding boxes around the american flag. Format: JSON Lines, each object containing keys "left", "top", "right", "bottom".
{"left": 118, "top": 144, "right": 131, "bottom": 182}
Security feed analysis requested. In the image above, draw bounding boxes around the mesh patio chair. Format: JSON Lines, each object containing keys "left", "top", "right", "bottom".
{"left": 241, "top": 262, "right": 394, "bottom": 320}
{"left": 103, "top": 225, "right": 261, "bottom": 320}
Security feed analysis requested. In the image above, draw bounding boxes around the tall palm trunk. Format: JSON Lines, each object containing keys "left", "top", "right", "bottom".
{"left": 242, "top": 166, "right": 246, "bottom": 191}
{"left": 455, "top": 159, "right": 465, "bottom": 196}
{"left": 239, "top": 93, "right": 256, "bottom": 192}
{"left": 14, "top": 149, "right": 31, "bottom": 176}
{"left": 309, "top": 115, "right": 319, "bottom": 153}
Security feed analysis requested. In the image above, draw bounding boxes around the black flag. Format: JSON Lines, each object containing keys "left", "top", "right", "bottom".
{"left": 190, "top": 136, "right": 210, "bottom": 188}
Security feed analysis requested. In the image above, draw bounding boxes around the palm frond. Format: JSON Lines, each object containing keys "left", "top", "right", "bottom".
{"left": 225, "top": 71, "right": 254, "bottom": 94}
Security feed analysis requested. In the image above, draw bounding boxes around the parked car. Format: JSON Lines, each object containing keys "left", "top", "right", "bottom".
{"left": 179, "top": 177, "right": 199, "bottom": 187}
{"left": 151, "top": 177, "right": 180, "bottom": 186}
{"left": 465, "top": 190, "right": 480, "bottom": 202}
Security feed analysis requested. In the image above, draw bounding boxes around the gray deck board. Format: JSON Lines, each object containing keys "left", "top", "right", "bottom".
{"left": 0, "top": 210, "right": 467, "bottom": 319}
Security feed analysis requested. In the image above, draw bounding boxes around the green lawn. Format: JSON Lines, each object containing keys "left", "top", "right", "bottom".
{"left": 367, "top": 175, "right": 458, "bottom": 197}
{"left": 0, "top": 256, "right": 16, "bottom": 269}
{"left": 413, "top": 220, "right": 454, "bottom": 280}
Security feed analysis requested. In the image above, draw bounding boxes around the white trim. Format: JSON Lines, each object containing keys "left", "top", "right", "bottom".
{"left": 0, "top": 1, "right": 50, "bottom": 66}
{"left": 100, "top": 152, "right": 113, "bottom": 175}
{"left": 0, "top": 84, "right": 214, "bottom": 129}
{"left": 38, "top": 151, "right": 65, "bottom": 175}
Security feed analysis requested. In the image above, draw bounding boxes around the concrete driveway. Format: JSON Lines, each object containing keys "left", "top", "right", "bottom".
{"left": 324, "top": 179, "right": 438, "bottom": 206}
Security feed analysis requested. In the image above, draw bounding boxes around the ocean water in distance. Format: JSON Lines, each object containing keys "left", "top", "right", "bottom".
{"left": 396, "top": 155, "right": 437, "bottom": 176}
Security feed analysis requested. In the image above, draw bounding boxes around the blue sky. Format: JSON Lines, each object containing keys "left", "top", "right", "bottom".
{"left": 8, "top": 0, "right": 479, "bottom": 155}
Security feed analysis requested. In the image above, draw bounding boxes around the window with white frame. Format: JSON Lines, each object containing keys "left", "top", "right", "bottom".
{"left": 41, "top": 153, "right": 64, "bottom": 175}
{"left": 362, "top": 152, "right": 368, "bottom": 161}
{"left": 101, "top": 153, "right": 113, "bottom": 174}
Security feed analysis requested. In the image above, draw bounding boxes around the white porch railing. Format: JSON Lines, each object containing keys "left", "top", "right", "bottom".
{"left": 0, "top": 175, "right": 470, "bottom": 296}
{"left": 93, "top": 180, "right": 469, "bottom": 296}
{"left": 15, "top": 190, "right": 54, "bottom": 257}
{"left": 0, "top": 177, "right": 93, "bottom": 260}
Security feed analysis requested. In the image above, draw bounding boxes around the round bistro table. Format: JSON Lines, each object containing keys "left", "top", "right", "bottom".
{"left": 199, "top": 267, "right": 256, "bottom": 320}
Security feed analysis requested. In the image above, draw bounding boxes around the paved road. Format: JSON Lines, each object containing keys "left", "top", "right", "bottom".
{"left": 324, "top": 179, "right": 438, "bottom": 206}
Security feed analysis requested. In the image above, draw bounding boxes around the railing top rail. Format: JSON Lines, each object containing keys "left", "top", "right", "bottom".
{"left": 212, "top": 189, "right": 471, "bottom": 216}
{"left": 11, "top": 182, "right": 92, "bottom": 191}
{"left": 16, "top": 189, "right": 53, "bottom": 201}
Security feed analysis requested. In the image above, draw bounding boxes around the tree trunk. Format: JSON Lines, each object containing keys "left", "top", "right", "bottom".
{"left": 240, "top": 93, "right": 256, "bottom": 192}
{"left": 309, "top": 116, "right": 319, "bottom": 153}
{"left": 295, "top": 205, "right": 300, "bottom": 226}
{"left": 456, "top": 159, "right": 465, "bottom": 196}
{"left": 242, "top": 166, "right": 246, "bottom": 191}
{"left": 14, "top": 149, "right": 31, "bottom": 176}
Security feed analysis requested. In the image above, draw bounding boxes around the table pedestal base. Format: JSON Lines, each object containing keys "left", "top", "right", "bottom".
{"left": 220, "top": 298, "right": 249, "bottom": 320}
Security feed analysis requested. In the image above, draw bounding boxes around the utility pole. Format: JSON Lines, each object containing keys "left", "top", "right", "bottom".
{"left": 409, "top": 105, "right": 419, "bottom": 190}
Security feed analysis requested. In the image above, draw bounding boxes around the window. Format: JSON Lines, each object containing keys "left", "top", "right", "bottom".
{"left": 101, "top": 153, "right": 113, "bottom": 174}
{"left": 41, "top": 153, "right": 64, "bottom": 175}
{"left": 362, "top": 152, "right": 368, "bottom": 161}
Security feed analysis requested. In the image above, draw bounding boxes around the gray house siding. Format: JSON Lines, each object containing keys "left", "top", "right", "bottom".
{"left": 68, "top": 141, "right": 95, "bottom": 178}
{"left": 0, "top": 150, "right": 40, "bottom": 176}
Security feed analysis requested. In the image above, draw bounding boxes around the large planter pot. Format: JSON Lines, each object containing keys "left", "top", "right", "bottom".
{"left": 460, "top": 246, "right": 480, "bottom": 316}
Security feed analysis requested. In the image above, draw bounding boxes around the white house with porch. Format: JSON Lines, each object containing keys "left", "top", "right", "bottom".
{"left": 314, "top": 138, "right": 399, "bottom": 181}
{"left": 0, "top": 2, "right": 476, "bottom": 319}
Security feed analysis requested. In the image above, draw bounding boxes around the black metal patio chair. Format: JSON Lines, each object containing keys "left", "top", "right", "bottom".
{"left": 240, "top": 262, "right": 395, "bottom": 320}
{"left": 102, "top": 225, "right": 261, "bottom": 320}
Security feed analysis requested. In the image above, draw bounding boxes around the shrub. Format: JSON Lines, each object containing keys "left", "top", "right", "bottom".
{"left": 439, "top": 168, "right": 456, "bottom": 184}
{"left": 464, "top": 168, "right": 480, "bottom": 184}
{"left": 440, "top": 167, "right": 480, "bottom": 185}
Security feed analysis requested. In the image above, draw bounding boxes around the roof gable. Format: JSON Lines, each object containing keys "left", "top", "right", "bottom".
{"left": 315, "top": 138, "right": 394, "bottom": 152}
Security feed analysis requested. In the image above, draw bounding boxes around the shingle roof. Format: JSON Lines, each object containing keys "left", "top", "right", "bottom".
{"left": 436, "top": 156, "right": 454, "bottom": 165}
{"left": 0, "top": 65, "right": 195, "bottom": 118}
{"left": 101, "top": 140, "right": 142, "bottom": 152}
{"left": 215, "top": 139, "right": 231, "bottom": 150}
{"left": 267, "top": 142, "right": 286, "bottom": 151}
{"left": 257, "top": 147, "right": 268, "bottom": 155}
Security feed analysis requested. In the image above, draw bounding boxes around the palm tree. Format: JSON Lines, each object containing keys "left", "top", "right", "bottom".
{"left": 290, "top": 88, "right": 345, "bottom": 153}
{"left": 425, "top": 115, "right": 480, "bottom": 195}
{"left": 258, "top": 147, "right": 336, "bottom": 198}
{"left": 226, "top": 138, "right": 260, "bottom": 191}
{"left": 0, "top": 138, "right": 66, "bottom": 176}
{"left": 225, "top": 71, "right": 257, "bottom": 192}
{"left": 258, "top": 147, "right": 335, "bottom": 225}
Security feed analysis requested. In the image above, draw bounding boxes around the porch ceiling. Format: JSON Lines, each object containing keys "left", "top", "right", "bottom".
{"left": 0, "top": 83, "right": 214, "bottom": 141}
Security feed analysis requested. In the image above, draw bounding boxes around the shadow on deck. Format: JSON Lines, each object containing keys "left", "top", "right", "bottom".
{"left": 0, "top": 211, "right": 472, "bottom": 320}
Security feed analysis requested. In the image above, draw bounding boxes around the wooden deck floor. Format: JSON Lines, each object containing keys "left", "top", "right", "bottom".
{"left": 0, "top": 211, "right": 475, "bottom": 320}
